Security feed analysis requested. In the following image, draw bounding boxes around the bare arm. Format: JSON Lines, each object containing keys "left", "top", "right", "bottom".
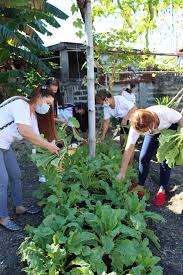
{"left": 117, "top": 144, "right": 135, "bottom": 180}
{"left": 54, "top": 117, "right": 67, "bottom": 123}
{"left": 17, "top": 124, "right": 59, "bottom": 154}
{"left": 121, "top": 106, "right": 137, "bottom": 126}
{"left": 101, "top": 119, "right": 110, "bottom": 142}
{"left": 178, "top": 116, "right": 183, "bottom": 128}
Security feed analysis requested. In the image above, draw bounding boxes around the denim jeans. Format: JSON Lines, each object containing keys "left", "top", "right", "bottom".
{"left": 138, "top": 123, "right": 178, "bottom": 189}
{"left": 0, "top": 147, "right": 22, "bottom": 217}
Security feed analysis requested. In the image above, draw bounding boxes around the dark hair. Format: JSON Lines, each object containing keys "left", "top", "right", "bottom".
{"left": 95, "top": 90, "right": 112, "bottom": 104}
{"left": 29, "top": 86, "right": 54, "bottom": 104}
{"left": 46, "top": 77, "right": 64, "bottom": 113}
{"left": 46, "top": 77, "right": 59, "bottom": 87}
{"left": 125, "top": 83, "right": 136, "bottom": 94}
{"left": 73, "top": 103, "right": 88, "bottom": 132}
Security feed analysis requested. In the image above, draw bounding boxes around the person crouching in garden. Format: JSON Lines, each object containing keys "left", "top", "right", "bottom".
{"left": 117, "top": 105, "right": 183, "bottom": 206}
{"left": 95, "top": 90, "right": 137, "bottom": 144}
{"left": 0, "top": 86, "right": 60, "bottom": 231}
{"left": 57, "top": 102, "right": 88, "bottom": 145}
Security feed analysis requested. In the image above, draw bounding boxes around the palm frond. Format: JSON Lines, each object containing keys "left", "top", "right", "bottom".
{"left": 0, "top": 24, "right": 16, "bottom": 41}
{"left": 30, "top": 20, "right": 52, "bottom": 36}
{"left": 0, "top": 0, "right": 28, "bottom": 8}
{"left": 0, "top": 70, "right": 25, "bottom": 84}
{"left": 11, "top": 47, "right": 50, "bottom": 74}
{"left": 44, "top": 2, "right": 68, "bottom": 20}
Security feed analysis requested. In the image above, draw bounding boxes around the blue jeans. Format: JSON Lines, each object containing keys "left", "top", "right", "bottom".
{"left": 139, "top": 123, "right": 178, "bottom": 189}
{"left": 0, "top": 148, "right": 22, "bottom": 217}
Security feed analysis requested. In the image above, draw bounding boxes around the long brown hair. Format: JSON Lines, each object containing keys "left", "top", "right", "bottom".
{"left": 32, "top": 86, "right": 57, "bottom": 142}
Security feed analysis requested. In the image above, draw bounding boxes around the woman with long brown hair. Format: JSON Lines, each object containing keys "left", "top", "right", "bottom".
{"left": 37, "top": 77, "right": 63, "bottom": 142}
{"left": 0, "top": 86, "right": 60, "bottom": 231}
{"left": 117, "top": 105, "right": 183, "bottom": 206}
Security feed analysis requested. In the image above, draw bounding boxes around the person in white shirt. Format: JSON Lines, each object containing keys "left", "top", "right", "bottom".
{"left": 58, "top": 103, "right": 88, "bottom": 145}
{"left": 117, "top": 105, "right": 183, "bottom": 206}
{"left": 95, "top": 90, "right": 137, "bottom": 143}
{"left": 58, "top": 103, "right": 88, "bottom": 129}
{"left": 121, "top": 83, "right": 136, "bottom": 104}
{"left": 0, "top": 86, "right": 60, "bottom": 231}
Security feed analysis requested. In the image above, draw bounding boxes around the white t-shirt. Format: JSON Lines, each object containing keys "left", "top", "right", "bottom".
{"left": 104, "top": 95, "right": 135, "bottom": 120}
{"left": 126, "top": 105, "right": 182, "bottom": 147}
{"left": 58, "top": 107, "right": 73, "bottom": 126}
{"left": 121, "top": 90, "right": 136, "bottom": 104}
{"left": 0, "top": 98, "right": 39, "bottom": 149}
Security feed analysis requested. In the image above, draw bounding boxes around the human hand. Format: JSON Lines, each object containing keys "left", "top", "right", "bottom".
{"left": 47, "top": 143, "right": 60, "bottom": 154}
{"left": 116, "top": 172, "right": 125, "bottom": 181}
{"left": 99, "top": 136, "right": 105, "bottom": 144}
{"left": 121, "top": 116, "right": 128, "bottom": 126}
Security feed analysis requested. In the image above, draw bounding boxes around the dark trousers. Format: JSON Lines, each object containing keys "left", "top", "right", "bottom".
{"left": 138, "top": 123, "right": 178, "bottom": 189}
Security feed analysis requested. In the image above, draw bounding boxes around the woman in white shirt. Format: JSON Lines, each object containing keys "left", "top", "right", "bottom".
{"left": 117, "top": 105, "right": 183, "bottom": 206}
{"left": 121, "top": 83, "right": 136, "bottom": 104}
{"left": 95, "top": 90, "right": 137, "bottom": 143}
{"left": 0, "top": 86, "right": 60, "bottom": 231}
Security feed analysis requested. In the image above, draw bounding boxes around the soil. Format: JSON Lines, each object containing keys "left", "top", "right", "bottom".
{"left": 0, "top": 141, "right": 182, "bottom": 275}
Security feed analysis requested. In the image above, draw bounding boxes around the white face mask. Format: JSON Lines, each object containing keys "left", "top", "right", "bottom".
{"left": 36, "top": 103, "right": 50, "bottom": 114}
{"left": 103, "top": 101, "right": 110, "bottom": 107}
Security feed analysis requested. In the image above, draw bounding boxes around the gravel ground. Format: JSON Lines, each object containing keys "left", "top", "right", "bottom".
{"left": 0, "top": 141, "right": 182, "bottom": 275}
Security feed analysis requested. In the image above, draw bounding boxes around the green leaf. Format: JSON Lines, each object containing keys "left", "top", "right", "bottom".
{"left": 143, "top": 229, "right": 160, "bottom": 250}
{"left": 71, "top": 3, "right": 78, "bottom": 15}
{"left": 45, "top": 2, "right": 68, "bottom": 20}
{"left": 101, "top": 235, "right": 114, "bottom": 253}
{"left": 130, "top": 213, "right": 146, "bottom": 232}
{"left": 69, "top": 117, "right": 80, "bottom": 128}
{"left": 115, "top": 239, "right": 137, "bottom": 266}
{"left": 67, "top": 231, "right": 97, "bottom": 255}
{"left": 85, "top": 247, "right": 106, "bottom": 274}
{"left": 73, "top": 18, "right": 83, "bottom": 29}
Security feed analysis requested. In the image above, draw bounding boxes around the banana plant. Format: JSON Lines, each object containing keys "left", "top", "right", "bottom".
{"left": 0, "top": 0, "right": 68, "bottom": 96}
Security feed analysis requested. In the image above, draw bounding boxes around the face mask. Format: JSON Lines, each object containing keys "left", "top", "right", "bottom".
{"left": 36, "top": 103, "right": 50, "bottom": 114}
{"left": 103, "top": 101, "right": 110, "bottom": 107}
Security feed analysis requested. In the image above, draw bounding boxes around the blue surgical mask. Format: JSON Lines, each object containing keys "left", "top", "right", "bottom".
{"left": 36, "top": 103, "right": 50, "bottom": 114}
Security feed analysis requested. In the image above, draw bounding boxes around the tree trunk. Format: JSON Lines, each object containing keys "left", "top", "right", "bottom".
{"left": 85, "top": 0, "right": 96, "bottom": 158}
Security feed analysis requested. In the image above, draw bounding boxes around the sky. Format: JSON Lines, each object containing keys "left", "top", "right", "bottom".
{"left": 40, "top": 0, "right": 182, "bottom": 53}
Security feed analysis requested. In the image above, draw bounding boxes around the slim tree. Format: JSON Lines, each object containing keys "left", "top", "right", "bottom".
{"left": 77, "top": 0, "right": 96, "bottom": 158}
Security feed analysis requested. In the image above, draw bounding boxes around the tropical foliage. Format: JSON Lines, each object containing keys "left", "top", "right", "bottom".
{"left": 73, "top": 0, "right": 183, "bottom": 91}
{"left": 0, "top": 0, "right": 68, "bottom": 96}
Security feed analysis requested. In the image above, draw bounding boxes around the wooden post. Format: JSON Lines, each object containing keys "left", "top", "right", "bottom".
{"left": 85, "top": 0, "right": 96, "bottom": 158}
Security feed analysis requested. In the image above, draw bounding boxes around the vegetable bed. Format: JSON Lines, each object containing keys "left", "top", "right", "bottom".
{"left": 20, "top": 143, "right": 164, "bottom": 275}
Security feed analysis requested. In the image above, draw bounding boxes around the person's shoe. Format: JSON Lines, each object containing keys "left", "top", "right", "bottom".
{"left": 39, "top": 175, "right": 46, "bottom": 183}
{"left": 0, "top": 218, "right": 22, "bottom": 231}
{"left": 16, "top": 205, "right": 40, "bottom": 215}
{"left": 153, "top": 191, "right": 166, "bottom": 206}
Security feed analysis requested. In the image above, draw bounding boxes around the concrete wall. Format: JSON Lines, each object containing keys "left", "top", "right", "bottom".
{"left": 62, "top": 73, "right": 183, "bottom": 127}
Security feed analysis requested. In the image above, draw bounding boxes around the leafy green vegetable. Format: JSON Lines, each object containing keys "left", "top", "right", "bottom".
{"left": 20, "top": 142, "right": 163, "bottom": 274}
{"left": 157, "top": 129, "right": 183, "bottom": 168}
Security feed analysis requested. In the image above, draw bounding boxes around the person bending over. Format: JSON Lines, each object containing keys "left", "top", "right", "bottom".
{"left": 117, "top": 105, "right": 183, "bottom": 206}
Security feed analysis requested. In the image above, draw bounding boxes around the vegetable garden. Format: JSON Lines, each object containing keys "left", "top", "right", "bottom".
{"left": 18, "top": 127, "right": 165, "bottom": 275}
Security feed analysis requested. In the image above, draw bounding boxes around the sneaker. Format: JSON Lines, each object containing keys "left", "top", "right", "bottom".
{"left": 39, "top": 175, "right": 46, "bottom": 183}
{"left": 153, "top": 192, "right": 166, "bottom": 206}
